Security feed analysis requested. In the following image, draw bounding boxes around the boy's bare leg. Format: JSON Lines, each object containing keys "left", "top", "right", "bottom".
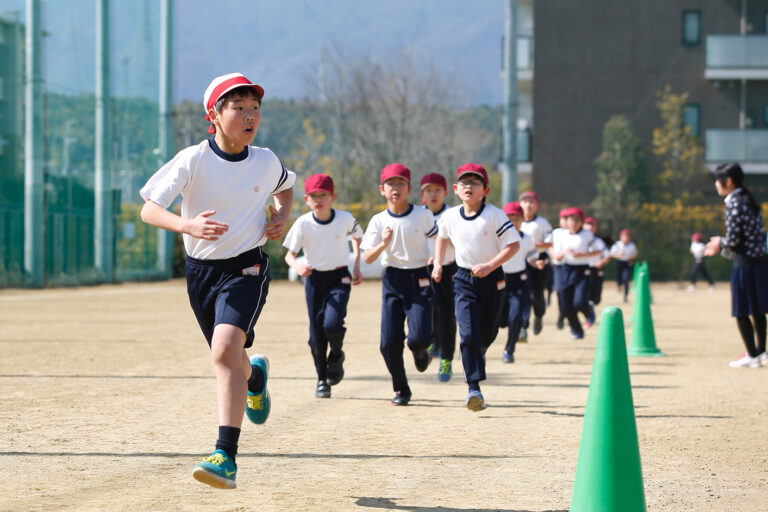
{"left": 210, "top": 323, "right": 250, "bottom": 428}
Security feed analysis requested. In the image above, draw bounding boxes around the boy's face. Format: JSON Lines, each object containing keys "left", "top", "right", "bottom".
{"left": 452, "top": 174, "right": 489, "bottom": 207}
{"left": 420, "top": 184, "right": 447, "bottom": 211}
{"left": 559, "top": 216, "right": 567, "bottom": 229}
{"left": 304, "top": 190, "right": 335, "bottom": 214}
{"left": 584, "top": 222, "right": 597, "bottom": 234}
{"left": 520, "top": 197, "right": 538, "bottom": 218}
{"left": 507, "top": 213, "right": 523, "bottom": 231}
{"left": 620, "top": 233, "right": 631, "bottom": 244}
{"left": 209, "top": 92, "right": 261, "bottom": 151}
{"left": 566, "top": 215, "right": 582, "bottom": 233}
{"left": 379, "top": 177, "right": 411, "bottom": 206}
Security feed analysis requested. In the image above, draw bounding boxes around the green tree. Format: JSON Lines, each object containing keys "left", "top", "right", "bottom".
{"left": 651, "top": 85, "right": 710, "bottom": 205}
{"left": 592, "top": 115, "right": 647, "bottom": 235}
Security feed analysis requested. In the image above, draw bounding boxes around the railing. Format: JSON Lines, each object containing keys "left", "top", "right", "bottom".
{"left": 705, "top": 129, "right": 768, "bottom": 162}
{"left": 706, "top": 35, "right": 768, "bottom": 69}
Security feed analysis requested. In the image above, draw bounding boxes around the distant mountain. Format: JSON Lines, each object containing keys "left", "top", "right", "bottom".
{"left": 1, "top": 0, "right": 505, "bottom": 105}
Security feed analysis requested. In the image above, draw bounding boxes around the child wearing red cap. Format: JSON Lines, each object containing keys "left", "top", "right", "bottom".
{"left": 283, "top": 174, "right": 363, "bottom": 399}
{"left": 610, "top": 228, "right": 638, "bottom": 302}
{"left": 687, "top": 232, "right": 714, "bottom": 291}
{"left": 518, "top": 190, "right": 553, "bottom": 337}
{"left": 361, "top": 164, "right": 438, "bottom": 406}
{"left": 550, "top": 208, "right": 595, "bottom": 339}
{"left": 546, "top": 209, "right": 570, "bottom": 330}
{"left": 420, "top": 173, "right": 457, "bottom": 382}
{"left": 432, "top": 163, "right": 520, "bottom": 411}
{"left": 583, "top": 217, "right": 610, "bottom": 326}
{"left": 499, "top": 201, "right": 541, "bottom": 363}
{"left": 140, "top": 72, "right": 295, "bottom": 488}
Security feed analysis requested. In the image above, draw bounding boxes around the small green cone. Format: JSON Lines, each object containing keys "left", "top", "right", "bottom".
{"left": 628, "top": 269, "right": 663, "bottom": 356}
{"left": 570, "top": 307, "right": 646, "bottom": 512}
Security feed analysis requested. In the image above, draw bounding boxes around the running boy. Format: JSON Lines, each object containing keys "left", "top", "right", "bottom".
{"left": 518, "top": 191, "right": 553, "bottom": 337}
{"left": 361, "top": 163, "right": 437, "bottom": 406}
{"left": 500, "top": 201, "right": 541, "bottom": 363}
{"left": 583, "top": 217, "right": 610, "bottom": 326}
{"left": 610, "top": 228, "right": 638, "bottom": 302}
{"left": 140, "top": 73, "right": 295, "bottom": 489}
{"left": 688, "top": 232, "right": 714, "bottom": 291}
{"left": 432, "top": 163, "right": 520, "bottom": 411}
{"left": 420, "top": 173, "right": 457, "bottom": 382}
{"left": 283, "top": 173, "right": 363, "bottom": 399}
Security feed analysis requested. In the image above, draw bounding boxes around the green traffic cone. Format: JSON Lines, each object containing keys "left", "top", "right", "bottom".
{"left": 570, "top": 306, "right": 646, "bottom": 512}
{"left": 628, "top": 269, "right": 663, "bottom": 356}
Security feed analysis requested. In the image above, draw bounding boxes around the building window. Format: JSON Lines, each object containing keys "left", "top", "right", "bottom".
{"left": 764, "top": 104, "right": 768, "bottom": 127}
{"left": 682, "top": 11, "right": 701, "bottom": 46}
{"left": 683, "top": 104, "right": 701, "bottom": 136}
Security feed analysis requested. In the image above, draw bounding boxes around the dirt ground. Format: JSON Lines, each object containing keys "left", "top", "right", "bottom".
{"left": 1, "top": 278, "right": 766, "bottom": 512}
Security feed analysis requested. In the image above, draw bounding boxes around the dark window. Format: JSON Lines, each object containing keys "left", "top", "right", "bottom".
{"left": 682, "top": 11, "right": 701, "bottom": 46}
{"left": 764, "top": 104, "right": 768, "bottom": 127}
{"left": 683, "top": 104, "right": 701, "bottom": 136}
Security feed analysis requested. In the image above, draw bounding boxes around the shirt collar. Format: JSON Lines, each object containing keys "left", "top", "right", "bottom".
{"left": 724, "top": 187, "right": 743, "bottom": 205}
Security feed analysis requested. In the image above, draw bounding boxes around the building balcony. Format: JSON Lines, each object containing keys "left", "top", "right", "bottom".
{"left": 705, "top": 35, "right": 768, "bottom": 80}
{"left": 517, "top": 35, "right": 533, "bottom": 81}
{"left": 705, "top": 129, "right": 768, "bottom": 173}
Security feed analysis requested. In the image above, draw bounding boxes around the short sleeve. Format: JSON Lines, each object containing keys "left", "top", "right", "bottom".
{"left": 496, "top": 211, "right": 520, "bottom": 246}
{"left": 282, "top": 218, "right": 304, "bottom": 253}
{"left": 437, "top": 214, "right": 451, "bottom": 239}
{"left": 272, "top": 164, "right": 296, "bottom": 195}
{"left": 139, "top": 150, "right": 192, "bottom": 208}
{"left": 360, "top": 216, "right": 382, "bottom": 251}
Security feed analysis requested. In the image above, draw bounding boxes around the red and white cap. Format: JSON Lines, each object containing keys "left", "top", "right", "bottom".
{"left": 502, "top": 201, "right": 524, "bottom": 216}
{"left": 203, "top": 72, "right": 264, "bottom": 134}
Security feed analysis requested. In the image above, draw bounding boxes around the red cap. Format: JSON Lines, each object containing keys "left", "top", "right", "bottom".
{"left": 380, "top": 163, "right": 411, "bottom": 185}
{"left": 305, "top": 173, "right": 334, "bottom": 195}
{"left": 456, "top": 163, "right": 489, "bottom": 185}
{"left": 503, "top": 201, "right": 524, "bottom": 216}
{"left": 691, "top": 232, "right": 702, "bottom": 242}
{"left": 203, "top": 72, "right": 264, "bottom": 134}
{"left": 584, "top": 216, "right": 598, "bottom": 225}
{"left": 565, "top": 207, "right": 584, "bottom": 219}
{"left": 518, "top": 190, "right": 539, "bottom": 203}
{"left": 420, "top": 173, "right": 447, "bottom": 190}
{"left": 559, "top": 208, "right": 569, "bottom": 218}
{"left": 620, "top": 228, "right": 631, "bottom": 237}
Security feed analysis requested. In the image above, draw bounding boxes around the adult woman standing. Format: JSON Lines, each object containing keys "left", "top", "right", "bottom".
{"left": 705, "top": 163, "right": 768, "bottom": 368}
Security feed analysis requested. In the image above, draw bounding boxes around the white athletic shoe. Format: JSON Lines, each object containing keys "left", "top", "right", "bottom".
{"left": 758, "top": 352, "right": 768, "bottom": 366}
{"left": 728, "top": 354, "right": 761, "bottom": 369}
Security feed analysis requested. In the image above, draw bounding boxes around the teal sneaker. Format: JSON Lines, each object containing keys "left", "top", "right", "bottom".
{"left": 437, "top": 358, "right": 452, "bottom": 382}
{"left": 246, "top": 354, "right": 270, "bottom": 424}
{"left": 192, "top": 449, "right": 237, "bottom": 489}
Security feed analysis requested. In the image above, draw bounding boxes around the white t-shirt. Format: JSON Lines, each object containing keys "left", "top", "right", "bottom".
{"left": 140, "top": 139, "right": 296, "bottom": 259}
{"left": 587, "top": 236, "right": 608, "bottom": 267}
{"left": 360, "top": 204, "right": 436, "bottom": 269}
{"left": 610, "top": 240, "right": 638, "bottom": 262}
{"left": 552, "top": 229, "right": 594, "bottom": 266}
{"left": 501, "top": 231, "right": 537, "bottom": 274}
{"left": 425, "top": 204, "right": 455, "bottom": 265}
{"left": 547, "top": 228, "right": 565, "bottom": 266}
{"left": 283, "top": 209, "right": 363, "bottom": 271}
{"left": 520, "top": 215, "right": 553, "bottom": 255}
{"left": 436, "top": 203, "right": 520, "bottom": 269}
{"left": 690, "top": 241, "right": 706, "bottom": 262}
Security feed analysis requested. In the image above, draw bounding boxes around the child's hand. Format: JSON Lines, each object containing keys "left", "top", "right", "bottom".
{"left": 431, "top": 265, "right": 442, "bottom": 283}
{"left": 471, "top": 263, "right": 492, "bottom": 278}
{"left": 535, "top": 260, "right": 546, "bottom": 270}
{"left": 185, "top": 210, "right": 228, "bottom": 240}
{"left": 381, "top": 227, "right": 393, "bottom": 247}
{"left": 704, "top": 237, "right": 721, "bottom": 257}
{"left": 352, "top": 265, "right": 363, "bottom": 285}
{"left": 264, "top": 205, "right": 285, "bottom": 240}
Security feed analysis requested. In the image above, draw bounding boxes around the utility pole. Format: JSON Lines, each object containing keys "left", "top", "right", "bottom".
{"left": 95, "top": 0, "right": 114, "bottom": 281}
{"left": 501, "top": 0, "right": 518, "bottom": 205}
{"left": 157, "top": 0, "right": 174, "bottom": 278}
{"left": 24, "top": 0, "right": 44, "bottom": 287}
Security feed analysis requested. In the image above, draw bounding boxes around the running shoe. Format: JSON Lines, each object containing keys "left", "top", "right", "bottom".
{"left": 192, "top": 449, "right": 237, "bottom": 489}
{"left": 758, "top": 352, "right": 768, "bottom": 366}
{"left": 502, "top": 350, "right": 514, "bottom": 364}
{"left": 413, "top": 348, "right": 432, "bottom": 372}
{"left": 465, "top": 390, "right": 486, "bottom": 412}
{"left": 533, "top": 316, "right": 543, "bottom": 335}
{"left": 327, "top": 350, "right": 345, "bottom": 386}
{"left": 246, "top": 354, "right": 270, "bottom": 424}
{"left": 518, "top": 328, "right": 528, "bottom": 344}
{"left": 729, "top": 353, "right": 761, "bottom": 368}
{"left": 437, "top": 358, "right": 453, "bottom": 382}
{"left": 391, "top": 389, "right": 411, "bottom": 406}
{"left": 315, "top": 380, "right": 331, "bottom": 398}
{"left": 428, "top": 343, "right": 439, "bottom": 358}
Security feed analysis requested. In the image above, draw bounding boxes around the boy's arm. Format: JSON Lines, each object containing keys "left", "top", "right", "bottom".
{"left": 285, "top": 250, "right": 312, "bottom": 278}
{"left": 265, "top": 188, "right": 294, "bottom": 240}
{"left": 431, "top": 237, "right": 451, "bottom": 282}
{"left": 140, "top": 200, "right": 228, "bottom": 240}
{"left": 351, "top": 237, "right": 363, "bottom": 285}
{"left": 471, "top": 241, "right": 520, "bottom": 278}
{"left": 363, "top": 227, "right": 392, "bottom": 264}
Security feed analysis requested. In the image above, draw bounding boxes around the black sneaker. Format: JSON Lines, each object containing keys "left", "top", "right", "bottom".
{"left": 327, "top": 351, "right": 345, "bottom": 386}
{"left": 533, "top": 315, "right": 543, "bottom": 335}
{"left": 390, "top": 390, "right": 411, "bottom": 406}
{"left": 556, "top": 315, "right": 564, "bottom": 330}
{"left": 413, "top": 349, "right": 432, "bottom": 372}
{"left": 315, "top": 380, "right": 331, "bottom": 398}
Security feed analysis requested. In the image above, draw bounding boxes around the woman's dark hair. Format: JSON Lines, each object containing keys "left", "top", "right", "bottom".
{"left": 715, "top": 162, "right": 759, "bottom": 214}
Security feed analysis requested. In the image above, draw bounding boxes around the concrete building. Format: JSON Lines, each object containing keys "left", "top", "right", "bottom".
{"left": 527, "top": 0, "right": 768, "bottom": 203}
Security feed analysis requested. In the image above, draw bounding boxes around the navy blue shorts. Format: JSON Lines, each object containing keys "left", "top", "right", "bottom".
{"left": 185, "top": 246, "right": 270, "bottom": 348}
{"left": 731, "top": 258, "right": 768, "bottom": 317}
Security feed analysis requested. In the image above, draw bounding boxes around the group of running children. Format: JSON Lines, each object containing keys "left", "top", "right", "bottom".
{"left": 138, "top": 73, "right": 638, "bottom": 489}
